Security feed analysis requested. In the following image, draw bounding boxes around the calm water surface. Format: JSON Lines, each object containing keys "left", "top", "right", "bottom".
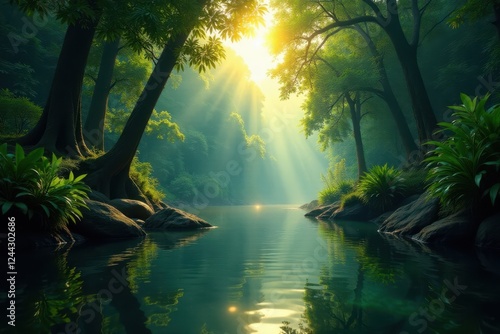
{"left": 3, "top": 205, "right": 500, "bottom": 333}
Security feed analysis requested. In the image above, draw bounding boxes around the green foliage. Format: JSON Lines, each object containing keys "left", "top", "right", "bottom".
{"left": 0, "top": 89, "right": 42, "bottom": 136}
{"left": 0, "top": 144, "right": 90, "bottom": 231}
{"left": 318, "top": 159, "right": 355, "bottom": 205}
{"left": 426, "top": 94, "right": 500, "bottom": 211}
{"left": 279, "top": 321, "right": 312, "bottom": 334}
{"left": 358, "top": 164, "right": 406, "bottom": 212}
{"left": 169, "top": 173, "right": 196, "bottom": 201}
{"left": 130, "top": 156, "right": 165, "bottom": 203}
{"left": 401, "top": 169, "right": 428, "bottom": 196}
{"left": 319, "top": 181, "right": 354, "bottom": 205}
{"left": 340, "top": 191, "right": 364, "bottom": 209}
{"left": 230, "top": 112, "right": 266, "bottom": 158}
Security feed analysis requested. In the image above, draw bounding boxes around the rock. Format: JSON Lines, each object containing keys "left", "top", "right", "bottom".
{"left": 109, "top": 198, "right": 155, "bottom": 220}
{"left": 72, "top": 200, "right": 146, "bottom": 238}
{"left": 88, "top": 190, "right": 110, "bottom": 203}
{"left": 413, "top": 210, "right": 477, "bottom": 245}
{"left": 378, "top": 193, "right": 439, "bottom": 235}
{"left": 144, "top": 206, "right": 212, "bottom": 230}
{"left": 371, "top": 211, "right": 394, "bottom": 224}
{"left": 475, "top": 213, "right": 500, "bottom": 249}
{"left": 3, "top": 227, "right": 86, "bottom": 250}
{"left": 300, "top": 200, "right": 319, "bottom": 211}
{"left": 305, "top": 203, "right": 336, "bottom": 217}
{"left": 316, "top": 203, "right": 342, "bottom": 219}
{"left": 330, "top": 203, "right": 379, "bottom": 221}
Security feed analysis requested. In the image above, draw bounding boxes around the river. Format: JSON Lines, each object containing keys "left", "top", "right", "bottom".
{"left": 3, "top": 205, "right": 500, "bottom": 333}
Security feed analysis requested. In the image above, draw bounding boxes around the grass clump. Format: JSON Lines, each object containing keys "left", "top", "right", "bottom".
{"left": 318, "top": 159, "right": 355, "bottom": 205}
{"left": 0, "top": 144, "right": 90, "bottom": 232}
{"left": 358, "top": 164, "right": 406, "bottom": 212}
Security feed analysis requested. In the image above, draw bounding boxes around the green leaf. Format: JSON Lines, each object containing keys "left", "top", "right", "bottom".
{"left": 490, "top": 183, "right": 500, "bottom": 205}
{"left": 2, "top": 202, "right": 13, "bottom": 215}
{"left": 14, "top": 202, "right": 28, "bottom": 214}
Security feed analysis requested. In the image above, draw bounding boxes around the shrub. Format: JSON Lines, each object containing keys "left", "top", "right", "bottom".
{"left": 358, "top": 164, "right": 406, "bottom": 212}
{"left": 318, "top": 180, "right": 355, "bottom": 205}
{"left": 130, "top": 156, "right": 165, "bottom": 203}
{"left": 0, "top": 144, "right": 90, "bottom": 231}
{"left": 340, "top": 191, "right": 364, "bottom": 209}
{"left": 401, "top": 169, "right": 428, "bottom": 196}
{"left": 0, "top": 89, "right": 42, "bottom": 136}
{"left": 426, "top": 93, "right": 500, "bottom": 212}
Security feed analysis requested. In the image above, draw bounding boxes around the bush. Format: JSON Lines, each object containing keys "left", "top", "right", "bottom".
{"left": 0, "top": 144, "right": 90, "bottom": 232}
{"left": 340, "top": 191, "right": 364, "bottom": 209}
{"left": 318, "top": 180, "right": 355, "bottom": 205}
{"left": 0, "top": 89, "right": 42, "bottom": 136}
{"left": 358, "top": 164, "right": 406, "bottom": 212}
{"left": 426, "top": 93, "right": 500, "bottom": 212}
{"left": 401, "top": 169, "right": 428, "bottom": 196}
{"left": 130, "top": 156, "right": 165, "bottom": 204}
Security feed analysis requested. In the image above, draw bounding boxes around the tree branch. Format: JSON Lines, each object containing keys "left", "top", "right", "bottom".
{"left": 420, "top": 9, "right": 457, "bottom": 45}
{"left": 362, "top": 0, "right": 386, "bottom": 22}
{"left": 411, "top": 0, "right": 422, "bottom": 46}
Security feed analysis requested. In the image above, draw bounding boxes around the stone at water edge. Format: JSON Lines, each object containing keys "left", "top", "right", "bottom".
{"left": 378, "top": 193, "right": 439, "bottom": 236}
{"left": 412, "top": 210, "right": 477, "bottom": 245}
{"left": 144, "top": 206, "right": 212, "bottom": 230}
{"left": 109, "top": 198, "right": 155, "bottom": 220}
{"left": 475, "top": 213, "right": 500, "bottom": 249}
{"left": 73, "top": 200, "right": 146, "bottom": 238}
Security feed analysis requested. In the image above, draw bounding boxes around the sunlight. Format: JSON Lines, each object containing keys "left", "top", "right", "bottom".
{"left": 227, "top": 305, "right": 238, "bottom": 313}
{"left": 254, "top": 204, "right": 262, "bottom": 210}
{"left": 226, "top": 8, "right": 275, "bottom": 85}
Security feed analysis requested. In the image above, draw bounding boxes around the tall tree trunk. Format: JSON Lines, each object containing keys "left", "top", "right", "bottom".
{"left": 346, "top": 93, "right": 367, "bottom": 179}
{"left": 17, "top": 18, "right": 98, "bottom": 156}
{"left": 382, "top": 3, "right": 437, "bottom": 144}
{"left": 354, "top": 25, "right": 417, "bottom": 157}
{"left": 84, "top": 32, "right": 191, "bottom": 199}
{"left": 84, "top": 38, "right": 121, "bottom": 151}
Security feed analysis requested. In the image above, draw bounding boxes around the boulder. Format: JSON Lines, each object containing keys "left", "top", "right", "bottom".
{"left": 330, "top": 203, "right": 379, "bottom": 221}
{"left": 109, "top": 198, "right": 155, "bottom": 220}
{"left": 144, "top": 206, "right": 212, "bottom": 230}
{"left": 88, "top": 190, "right": 110, "bottom": 203}
{"left": 6, "top": 227, "right": 86, "bottom": 250}
{"left": 413, "top": 210, "right": 477, "bottom": 245}
{"left": 316, "top": 203, "right": 342, "bottom": 219}
{"left": 378, "top": 193, "right": 439, "bottom": 235}
{"left": 305, "top": 203, "right": 337, "bottom": 217}
{"left": 300, "top": 199, "right": 319, "bottom": 211}
{"left": 73, "top": 200, "right": 146, "bottom": 238}
{"left": 475, "top": 213, "right": 500, "bottom": 249}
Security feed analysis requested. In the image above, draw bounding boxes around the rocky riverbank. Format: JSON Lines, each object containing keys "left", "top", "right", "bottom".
{"left": 4, "top": 190, "right": 212, "bottom": 250}
{"left": 303, "top": 192, "right": 500, "bottom": 249}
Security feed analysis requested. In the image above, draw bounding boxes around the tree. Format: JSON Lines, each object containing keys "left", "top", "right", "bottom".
{"left": 11, "top": 0, "right": 102, "bottom": 156}
{"left": 82, "top": 0, "right": 266, "bottom": 200}
{"left": 269, "top": 0, "right": 440, "bottom": 144}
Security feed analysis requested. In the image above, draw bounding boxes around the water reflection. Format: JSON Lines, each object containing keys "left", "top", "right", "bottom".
{"left": 290, "top": 219, "right": 500, "bottom": 334}
{"left": 2, "top": 207, "right": 500, "bottom": 334}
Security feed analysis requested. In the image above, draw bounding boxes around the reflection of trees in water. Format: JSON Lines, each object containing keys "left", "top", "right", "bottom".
{"left": 282, "top": 220, "right": 500, "bottom": 334}
{"left": 5, "top": 231, "right": 209, "bottom": 333}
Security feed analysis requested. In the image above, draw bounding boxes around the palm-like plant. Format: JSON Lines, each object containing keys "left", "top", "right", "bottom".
{"left": 426, "top": 93, "right": 500, "bottom": 212}
{"left": 358, "top": 164, "right": 406, "bottom": 212}
{"left": 0, "top": 144, "right": 90, "bottom": 231}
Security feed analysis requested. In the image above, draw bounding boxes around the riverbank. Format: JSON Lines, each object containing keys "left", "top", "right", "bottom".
{"left": 303, "top": 192, "right": 500, "bottom": 250}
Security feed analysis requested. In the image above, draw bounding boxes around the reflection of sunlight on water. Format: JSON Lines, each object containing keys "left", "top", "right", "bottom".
{"left": 246, "top": 308, "right": 301, "bottom": 333}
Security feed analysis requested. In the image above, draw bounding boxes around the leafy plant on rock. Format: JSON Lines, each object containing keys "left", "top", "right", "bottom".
{"left": 426, "top": 94, "right": 500, "bottom": 212}
{"left": 358, "top": 164, "right": 406, "bottom": 212}
{"left": 0, "top": 144, "right": 90, "bottom": 232}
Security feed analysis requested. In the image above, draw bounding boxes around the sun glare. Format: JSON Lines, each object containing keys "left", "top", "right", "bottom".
{"left": 227, "top": 11, "right": 275, "bottom": 85}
